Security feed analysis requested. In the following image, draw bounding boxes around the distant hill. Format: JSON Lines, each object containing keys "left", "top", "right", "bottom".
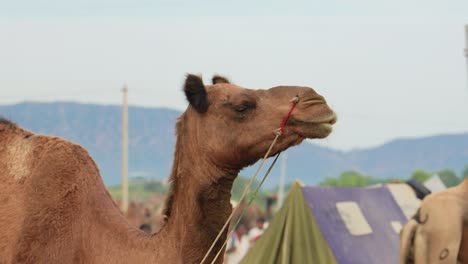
{"left": 1, "top": 102, "right": 467, "bottom": 186}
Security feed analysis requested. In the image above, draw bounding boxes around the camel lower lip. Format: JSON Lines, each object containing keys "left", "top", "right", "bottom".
{"left": 294, "top": 122, "right": 334, "bottom": 139}
{"left": 319, "top": 123, "right": 333, "bottom": 131}
{"left": 291, "top": 112, "right": 337, "bottom": 126}
{"left": 290, "top": 118, "right": 335, "bottom": 127}
{"left": 316, "top": 123, "right": 333, "bottom": 137}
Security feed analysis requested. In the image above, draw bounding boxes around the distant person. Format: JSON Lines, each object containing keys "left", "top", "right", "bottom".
{"left": 144, "top": 208, "right": 152, "bottom": 221}
{"left": 139, "top": 223, "right": 152, "bottom": 234}
{"left": 225, "top": 224, "right": 250, "bottom": 264}
{"left": 248, "top": 217, "right": 266, "bottom": 243}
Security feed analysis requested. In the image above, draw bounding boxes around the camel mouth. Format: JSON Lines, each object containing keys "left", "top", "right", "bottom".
{"left": 314, "top": 113, "right": 337, "bottom": 126}
{"left": 291, "top": 112, "right": 337, "bottom": 126}
{"left": 312, "top": 122, "right": 334, "bottom": 138}
{"left": 289, "top": 112, "right": 336, "bottom": 138}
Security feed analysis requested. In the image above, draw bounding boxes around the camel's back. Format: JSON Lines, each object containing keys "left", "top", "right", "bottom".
{"left": 0, "top": 120, "right": 102, "bottom": 262}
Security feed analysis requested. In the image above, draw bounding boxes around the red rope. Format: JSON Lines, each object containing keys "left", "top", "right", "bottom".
{"left": 278, "top": 96, "right": 299, "bottom": 132}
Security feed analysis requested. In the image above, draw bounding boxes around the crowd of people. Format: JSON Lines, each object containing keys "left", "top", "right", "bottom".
{"left": 136, "top": 215, "right": 267, "bottom": 264}
{"left": 129, "top": 199, "right": 269, "bottom": 264}
{"left": 224, "top": 217, "right": 267, "bottom": 264}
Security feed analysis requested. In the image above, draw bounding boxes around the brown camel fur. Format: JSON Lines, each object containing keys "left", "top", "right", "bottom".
{"left": 0, "top": 74, "right": 336, "bottom": 264}
{"left": 400, "top": 179, "right": 468, "bottom": 264}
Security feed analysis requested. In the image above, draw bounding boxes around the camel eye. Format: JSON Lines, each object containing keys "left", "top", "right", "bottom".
{"left": 234, "top": 105, "right": 248, "bottom": 113}
{"left": 231, "top": 101, "right": 256, "bottom": 115}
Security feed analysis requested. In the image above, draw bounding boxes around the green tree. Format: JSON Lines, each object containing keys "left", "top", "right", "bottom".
{"left": 438, "top": 169, "right": 461, "bottom": 187}
{"left": 462, "top": 164, "right": 468, "bottom": 179}
{"left": 320, "top": 171, "right": 372, "bottom": 187}
{"left": 320, "top": 177, "right": 339, "bottom": 186}
{"left": 368, "top": 177, "right": 405, "bottom": 185}
{"left": 410, "top": 169, "right": 431, "bottom": 183}
{"left": 231, "top": 176, "right": 265, "bottom": 201}
{"left": 143, "top": 181, "right": 167, "bottom": 193}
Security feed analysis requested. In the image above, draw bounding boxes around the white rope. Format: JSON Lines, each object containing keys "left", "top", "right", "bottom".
{"left": 209, "top": 152, "right": 282, "bottom": 264}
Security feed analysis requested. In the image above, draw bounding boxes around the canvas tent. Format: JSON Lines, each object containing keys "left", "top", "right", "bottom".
{"left": 241, "top": 181, "right": 336, "bottom": 264}
{"left": 241, "top": 181, "right": 409, "bottom": 264}
{"left": 386, "top": 183, "right": 421, "bottom": 219}
{"left": 423, "top": 174, "right": 447, "bottom": 193}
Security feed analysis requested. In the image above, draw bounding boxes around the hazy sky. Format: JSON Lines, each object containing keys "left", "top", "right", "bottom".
{"left": 1, "top": 1, "right": 468, "bottom": 151}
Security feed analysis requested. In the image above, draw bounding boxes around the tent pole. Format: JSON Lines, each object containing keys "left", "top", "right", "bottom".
{"left": 277, "top": 152, "right": 287, "bottom": 211}
{"left": 281, "top": 215, "right": 291, "bottom": 264}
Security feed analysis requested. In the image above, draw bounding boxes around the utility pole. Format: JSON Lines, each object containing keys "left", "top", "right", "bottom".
{"left": 277, "top": 152, "right": 287, "bottom": 211}
{"left": 464, "top": 25, "right": 468, "bottom": 100}
{"left": 122, "top": 82, "right": 129, "bottom": 213}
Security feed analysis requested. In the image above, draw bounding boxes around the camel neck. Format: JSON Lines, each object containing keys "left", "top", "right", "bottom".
{"left": 460, "top": 178, "right": 468, "bottom": 189}
{"left": 161, "top": 131, "right": 238, "bottom": 263}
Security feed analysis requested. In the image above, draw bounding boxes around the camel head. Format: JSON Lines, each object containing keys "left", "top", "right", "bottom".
{"left": 181, "top": 74, "right": 336, "bottom": 172}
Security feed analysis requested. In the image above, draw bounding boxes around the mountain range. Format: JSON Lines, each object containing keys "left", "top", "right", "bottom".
{"left": 1, "top": 102, "right": 467, "bottom": 186}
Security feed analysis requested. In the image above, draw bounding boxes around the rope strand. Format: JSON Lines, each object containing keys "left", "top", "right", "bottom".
{"left": 199, "top": 134, "right": 280, "bottom": 264}
{"left": 210, "top": 152, "right": 282, "bottom": 264}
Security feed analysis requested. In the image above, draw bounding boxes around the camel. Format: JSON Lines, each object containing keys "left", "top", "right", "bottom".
{"left": 0, "top": 74, "right": 336, "bottom": 263}
{"left": 400, "top": 178, "right": 468, "bottom": 263}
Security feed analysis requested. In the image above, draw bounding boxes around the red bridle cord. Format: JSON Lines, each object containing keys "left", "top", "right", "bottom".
{"left": 278, "top": 96, "right": 300, "bottom": 133}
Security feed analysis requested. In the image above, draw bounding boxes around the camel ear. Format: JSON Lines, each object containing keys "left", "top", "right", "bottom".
{"left": 184, "top": 74, "right": 209, "bottom": 113}
{"left": 212, "top": 75, "right": 230, "bottom": 84}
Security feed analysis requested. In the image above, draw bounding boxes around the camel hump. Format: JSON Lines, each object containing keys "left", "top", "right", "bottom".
{"left": 0, "top": 117, "right": 15, "bottom": 125}
{"left": 0, "top": 119, "right": 33, "bottom": 182}
{"left": 0, "top": 117, "right": 17, "bottom": 130}
{"left": 31, "top": 136, "right": 101, "bottom": 186}
{"left": 0, "top": 119, "right": 100, "bottom": 188}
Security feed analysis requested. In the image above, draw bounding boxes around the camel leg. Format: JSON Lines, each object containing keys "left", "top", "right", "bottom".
{"left": 413, "top": 197, "right": 462, "bottom": 264}
{"left": 400, "top": 219, "right": 419, "bottom": 264}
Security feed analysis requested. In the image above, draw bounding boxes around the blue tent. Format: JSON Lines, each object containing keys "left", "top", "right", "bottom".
{"left": 302, "top": 185, "right": 406, "bottom": 264}
{"left": 242, "top": 182, "right": 407, "bottom": 264}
